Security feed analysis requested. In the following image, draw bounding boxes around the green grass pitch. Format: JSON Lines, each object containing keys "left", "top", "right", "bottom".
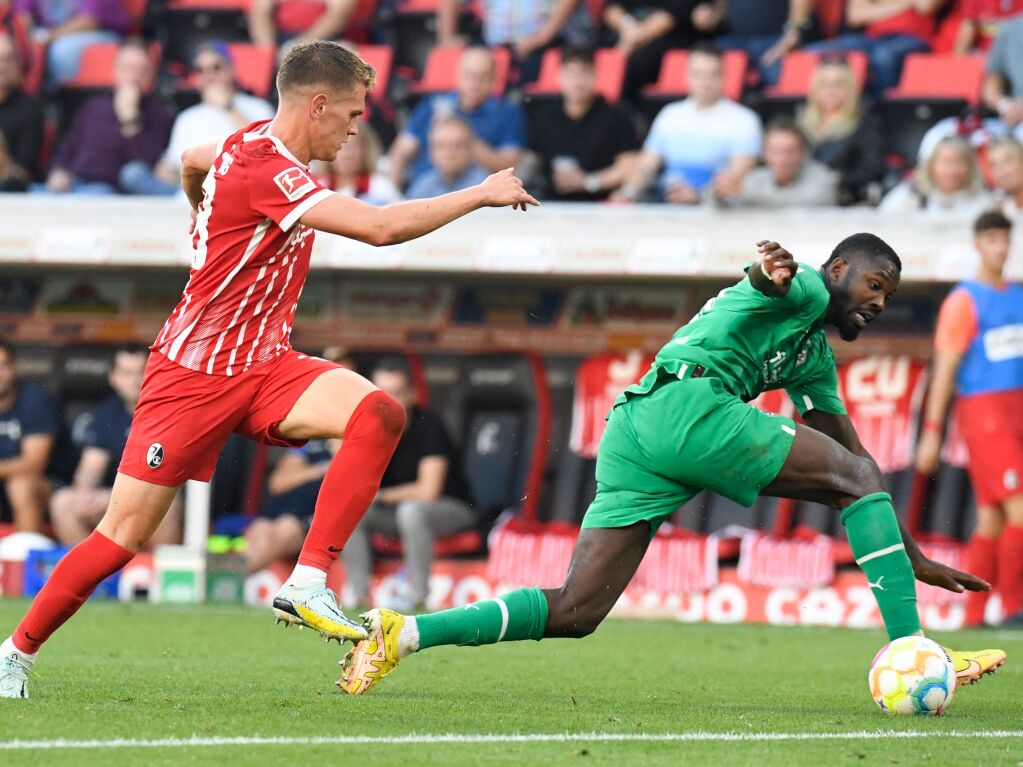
{"left": 0, "top": 599, "right": 1021, "bottom": 766}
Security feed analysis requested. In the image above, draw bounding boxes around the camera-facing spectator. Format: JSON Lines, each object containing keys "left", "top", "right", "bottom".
{"left": 953, "top": 0, "right": 1023, "bottom": 53}
{"left": 14, "top": 0, "right": 130, "bottom": 86}
{"left": 324, "top": 122, "right": 403, "bottom": 205}
{"left": 982, "top": 16, "right": 1023, "bottom": 140}
{"left": 387, "top": 47, "right": 526, "bottom": 190}
{"left": 795, "top": 57, "right": 884, "bottom": 204}
{"left": 738, "top": 116, "right": 839, "bottom": 207}
{"left": 0, "top": 341, "right": 58, "bottom": 533}
{"left": 145, "top": 41, "right": 275, "bottom": 196}
{"left": 250, "top": 0, "right": 358, "bottom": 52}
{"left": 879, "top": 135, "right": 994, "bottom": 217}
{"left": 989, "top": 137, "right": 1023, "bottom": 217}
{"left": 50, "top": 346, "right": 181, "bottom": 547}
{"left": 35, "top": 39, "right": 171, "bottom": 195}
{"left": 406, "top": 115, "right": 488, "bottom": 199}
{"left": 0, "top": 31, "right": 42, "bottom": 191}
{"left": 614, "top": 43, "right": 761, "bottom": 204}
{"left": 528, "top": 44, "right": 639, "bottom": 201}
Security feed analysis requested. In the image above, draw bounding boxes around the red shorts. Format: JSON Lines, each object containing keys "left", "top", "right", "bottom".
{"left": 957, "top": 390, "right": 1023, "bottom": 506}
{"left": 119, "top": 350, "right": 340, "bottom": 486}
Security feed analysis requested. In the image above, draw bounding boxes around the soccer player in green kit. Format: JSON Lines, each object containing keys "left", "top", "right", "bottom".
{"left": 339, "top": 234, "right": 1007, "bottom": 695}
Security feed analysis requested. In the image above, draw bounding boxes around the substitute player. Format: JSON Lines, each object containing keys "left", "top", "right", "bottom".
{"left": 340, "top": 235, "right": 1008, "bottom": 694}
{"left": 0, "top": 41, "right": 538, "bottom": 700}
{"left": 915, "top": 211, "right": 1023, "bottom": 628}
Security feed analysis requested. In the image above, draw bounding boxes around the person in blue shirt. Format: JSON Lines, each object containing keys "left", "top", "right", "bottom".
{"left": 386, "top": 47, "right": 526, "bottom": 191}
{"left": 0, "top": 341, "right": 59, "bottom": 533}
{"left": 49, "top": 346, "right": 180, "bottom": 546}
{"left": 406, "top": 116, "right": 489, "bottom": 199}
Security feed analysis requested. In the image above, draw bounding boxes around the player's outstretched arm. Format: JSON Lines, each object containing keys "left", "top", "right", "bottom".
{"left": 300, "top": 168, "right": 539, "bottom": 247}
{"left": 749, "top": 240, "right": 796, "bottom": 297}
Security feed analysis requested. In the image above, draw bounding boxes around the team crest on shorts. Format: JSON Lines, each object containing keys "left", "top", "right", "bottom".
{"left": 147, "top": 443, "right": 165, "bottom": 469}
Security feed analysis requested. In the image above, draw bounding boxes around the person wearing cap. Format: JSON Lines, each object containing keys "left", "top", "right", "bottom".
{"left": 141, "top": 40, "right": 274, "bottom": 195}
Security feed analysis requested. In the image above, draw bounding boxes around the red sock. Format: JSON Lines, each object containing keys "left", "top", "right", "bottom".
{"left": 998, "top": 525, "right": 1023, "bottom": 617}
{"left": 297, "top": 390, "right": 405, "bottom": 572}
{"left": 13, "top": 531, "right": 134, "bottom": 654}
{"left": 964, "top": 534, "right": 998, "bottom": 627}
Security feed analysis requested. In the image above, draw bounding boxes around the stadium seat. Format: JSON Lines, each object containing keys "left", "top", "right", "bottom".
{"left": 11, "top": 344, "right": 58, "bottom": 389}
{"left": 919, "top": 464, "right": 976, "bottom": 543}
{"left": 357, "top": 44, "right": 394, "bottom": 95}
{"left": 410, "top": 45, "right": 511, "bottom": 96}
{"left": 176, "top": 42, "right": 276, "bottom": 98}
{"left": 764, "top": 50, "right": 869, "bottom": 99}
{"left": 641, "top": 48, "right": 748, "bottom": 104}
{"left": 524, "top": 48, "right": 626, "bottom": 103}
{"left": 124, "top": 0, "right": 150, "bottom": 33}
{"left": 157, "top": 0, "right": 252, "bottom": 68}
{"left": 53, "top": 344, "right": 117, "bottom": 445}
{"left": 62, "top": 41, "right": 163, "bottom": 89}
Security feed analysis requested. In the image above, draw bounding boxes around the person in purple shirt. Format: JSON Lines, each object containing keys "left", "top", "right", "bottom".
{"left": 14, "top": 0, "right": 130, "bottom": 85}
{"left": 35, "top": 38, "right": 171, "bottom": 195}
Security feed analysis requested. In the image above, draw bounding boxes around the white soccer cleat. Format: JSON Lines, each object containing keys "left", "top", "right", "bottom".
{"left": 0, "top": 637, "right": 32, "bottom": 700}
{"left": 272, "top": 584, "right": 368, "bottom": 643}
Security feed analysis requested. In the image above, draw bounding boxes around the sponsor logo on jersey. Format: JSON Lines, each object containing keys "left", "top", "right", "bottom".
{"left": 273, "top": 167, "right": 317, "bottom": 202}
{"left": 983, "top": 323, "right": 1023, "bottom": 362}
{"left": 147, "top": 442, "right": 165, "bottom": 469}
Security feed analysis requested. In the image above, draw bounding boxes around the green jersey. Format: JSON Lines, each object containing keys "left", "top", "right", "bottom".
{"left": 618, "top": 262, "right": 846, "bottom": 416}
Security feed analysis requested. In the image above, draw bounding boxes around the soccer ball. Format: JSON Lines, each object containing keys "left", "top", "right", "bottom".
{"left": 868, "top": 636, "right": 956, "bottom": 716}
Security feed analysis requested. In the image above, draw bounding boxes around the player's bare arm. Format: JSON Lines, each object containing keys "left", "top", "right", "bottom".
{"left": 299, "top": 168, "right": 539, "bottom": 247}
{"left": 180, "top": 142, "right": 219, "bottom": 209}
{"left": 914, "top": 347, "right": 963, "bottom": 474}
{"left": 749, "top": 240, "right": 796, "bottom": 297}
{"left": 803, "top": 408, "right": 990, "bottom": 594}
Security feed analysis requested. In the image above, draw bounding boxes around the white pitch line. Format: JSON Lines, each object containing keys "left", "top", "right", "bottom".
{"left": 1, "top": 731, "right": 1022, "bottom": 751}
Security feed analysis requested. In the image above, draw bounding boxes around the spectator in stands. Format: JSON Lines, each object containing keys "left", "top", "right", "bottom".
{"left": 737, "top": 116, "right": 839, "bottom": 207}
{"left": 915, "top": 211, "right": 1023, "bottom": 628}
{"left": 49, "top": 346, "right": 181, "bottom": 547}
{"left": 982, "top": 16, "right": 1023, "bottom": 140}
{"left": 796, "top": 56, "right": 885, "bottom": 204}
{"left": 879, "top": 135, "right": 993, "bottom": 217}
{"left": 953, "top": 0, "right": 1023, "bottom": 53}
{"left": 387, "top": 47, "right": 525, "bottom": 190}
{"left": 0, "top": 341, "right": 57, "bottom": 533}
{"left": 804, "top": 0, "right": 947, "bottom": 94}
{"left": 437, "top": 0, "right": 592, "bottom": 84}
{"left": 694, "top": 0, "right": 816, "bottom": 86}
{"left": 0, "top": 31, "right": 42, "bottom": 191}
{"left": 35, "top": 39, "right": 171, "bottom": 196}
{"left": 141, "top": 41, "right": 275, "bottom": 196}
{"left": 528, "top": 44, "right": 639, "bottom": 201}
{"left": 250, "top": 0, "right": 358, "bottom": 53}
{"left": 603, "top": 0, "right": 701, "bottom": 101}
{"left": 613, "top": 43, "right": 761, "bottom": 204}
{"left": 406, "top": 115, "right": 488, "bottom": 199}
{"left": 13, "top": 0, "right": 130, "bottom": 86}
{"left": 324, "top": 122, "right": 402, "bottom": 205}
{"left": 990, "top": 137, "right": 1023, "bottom": 216}
{"left": 341, "top": 359, "right": 475, "bottom": 609}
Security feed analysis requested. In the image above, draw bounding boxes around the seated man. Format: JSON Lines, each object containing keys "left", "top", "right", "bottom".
{"left": 614, "top": 43, "right": 761, "bottom": 204}
{"left": 0, "top": 32, "right": 44, "bottom": 191}
{"left": 387, "top": 47, "right": 526, "bottom": 190}
{"left": 0, "top": 341, "right": 58, "bottom": 533}
{"left": 738, "top": 116, "right": 839, "bottom": 208}
{"left": 528, "top": 44, "right": 639, "bottom": 201}
{"left": 406, "top": 116, "right": 488, "bottom": 199}
{"left": 50, "top": 345, "right": 180, "bottom": 547}
{"left": 341, "top": 359, "right": 475, "bottom": 609}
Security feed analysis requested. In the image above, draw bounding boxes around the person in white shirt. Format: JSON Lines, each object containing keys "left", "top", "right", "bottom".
{"left": 879, "top": 136, "right": 994, "bottom": 219}
{"left": 147, "top": 41, "right": 274, "bottom": 195}
{"left": 613, "top": 43, "right": 762, "bottom": 204}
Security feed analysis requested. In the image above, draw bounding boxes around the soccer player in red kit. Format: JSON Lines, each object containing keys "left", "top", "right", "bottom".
{"left": 0, "top": 41, "right": 538, "bottom": 700}
{"left": 915, "top": 211, "right": 1023, "bottom": 628}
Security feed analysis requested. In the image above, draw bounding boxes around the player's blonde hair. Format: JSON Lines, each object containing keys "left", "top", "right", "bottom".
{"left": 277, "top": 40, "right": 376, "bottom": 96}
{"left": 797, "top": 58, "right": 862, "bottom": 143}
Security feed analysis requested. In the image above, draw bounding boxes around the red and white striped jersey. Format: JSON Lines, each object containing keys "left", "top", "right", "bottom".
{"left": 153, "top": 120, "right": 334, "bottom": 376}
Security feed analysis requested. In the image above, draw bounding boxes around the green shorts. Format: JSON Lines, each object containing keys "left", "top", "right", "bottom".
{"left": 582, "top": 371, "right": 796, "bottom": 533}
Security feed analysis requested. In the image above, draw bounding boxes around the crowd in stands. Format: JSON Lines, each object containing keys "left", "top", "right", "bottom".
{"left": 0, "top": 0, "right": 1021, "bottom": 213}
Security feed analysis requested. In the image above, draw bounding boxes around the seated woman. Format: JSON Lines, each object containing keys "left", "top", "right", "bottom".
{"left": 879, "top": 135, "right": 993, "bottom": 218}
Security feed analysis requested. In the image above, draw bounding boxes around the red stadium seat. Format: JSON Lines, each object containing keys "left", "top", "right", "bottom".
{"left": 764, "top": 50, "right": 869, "bottom": 99}
{"left": 357, "top": 44, "right": 394, "bottom": 93}
{"left": 175, "top": 43, "right": 275, "bottom": 97}
{"left": 642, "top": 48, "right": 748, "bottom": 102}
{"left": 524, "top": 47, "right": 625, "bottom": 102}
{"left": 63, "top": 41, "right": 163, "bottom": 89}
{"left": 886, "top": 53, "right": 985, "bottom": 105}
{"left": 411, "top": 45, "right": 511, "bottom": 96}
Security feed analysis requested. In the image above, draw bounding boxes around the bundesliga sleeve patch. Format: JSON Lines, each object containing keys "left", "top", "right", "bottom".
{"left": 273, "top": 167, "right": 318, "bottom": 202}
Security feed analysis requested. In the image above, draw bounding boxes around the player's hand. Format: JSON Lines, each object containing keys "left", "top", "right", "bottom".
{"left": 188, "top": 207, "right": 198, "bottom": 235}
{"left": 914, "top": 430, "right": 942, "bottom": 475}
{"left": 480, "top": 168, "right": 540, "bottom": 211}
{"left": 912, "top": 554, "right": 991, "bottom": 593}
{"left": 756, "top": 240, "right": 795, "bottom": 286}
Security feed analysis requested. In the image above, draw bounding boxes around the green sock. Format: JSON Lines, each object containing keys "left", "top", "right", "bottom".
{"left": 841, "top": 492, "right": 921, "bottom": 640}
{"left": 416, "top": 588, "right": 549, "bottom": 650}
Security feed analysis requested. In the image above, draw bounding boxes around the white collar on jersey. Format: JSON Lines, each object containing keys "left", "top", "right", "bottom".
{"left": 241, "top": 121, "right": 309, "bottom": 170}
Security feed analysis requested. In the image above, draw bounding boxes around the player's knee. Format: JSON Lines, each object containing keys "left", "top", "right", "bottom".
{"left": 836, "top": 456, "right": 886, "bottom": 506}
{"left": 545, "top": 591, "right": 604, "bottom": 639}
{"left": 361, "top": 390, "right": 407, "bottom": 440}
